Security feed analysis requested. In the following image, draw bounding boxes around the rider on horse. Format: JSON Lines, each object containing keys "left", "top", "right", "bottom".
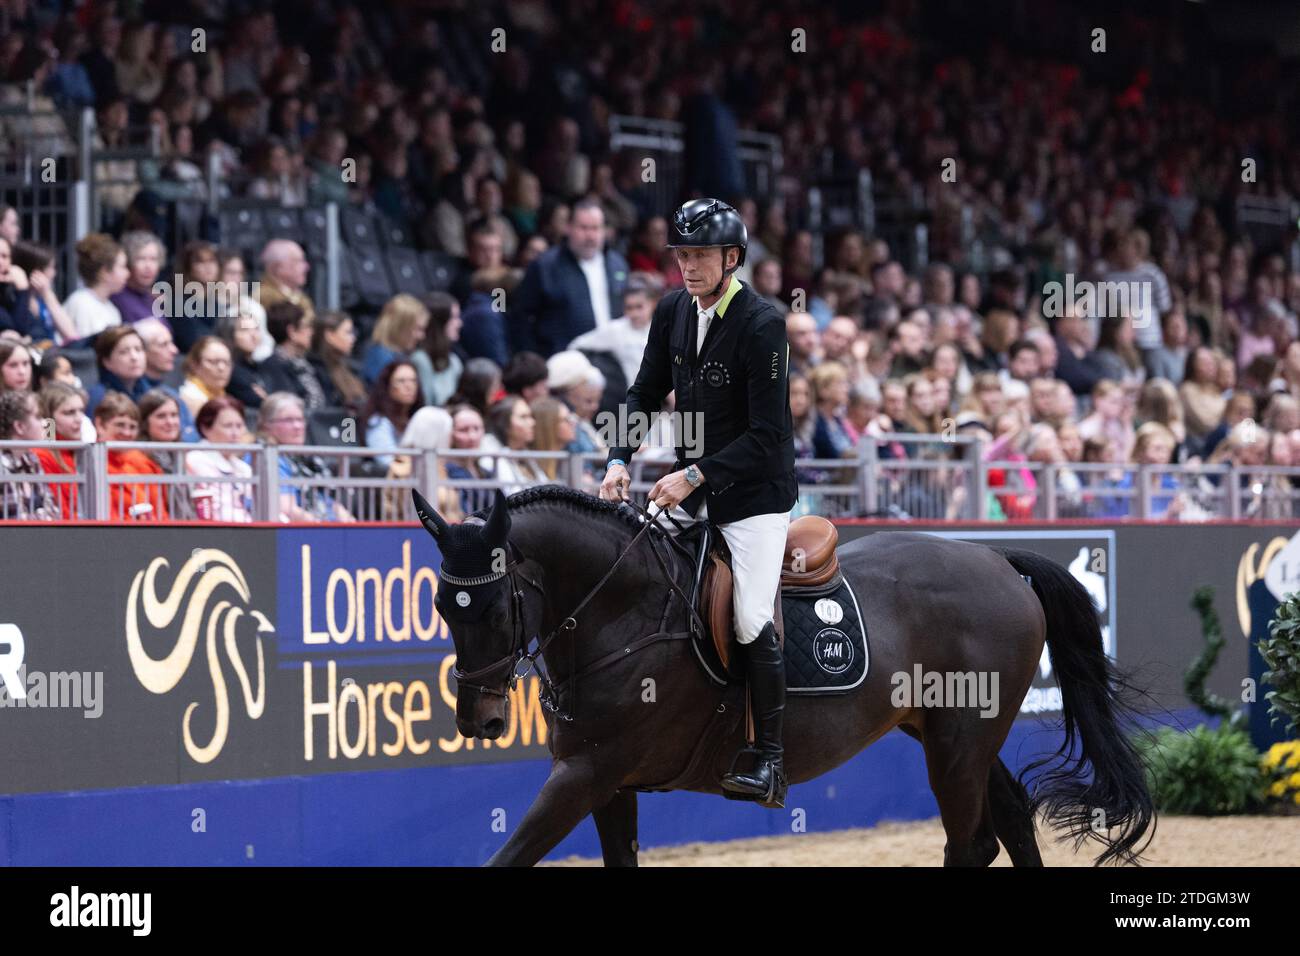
{"left": 600, "top": 198, "right": 799, "bottom": 807}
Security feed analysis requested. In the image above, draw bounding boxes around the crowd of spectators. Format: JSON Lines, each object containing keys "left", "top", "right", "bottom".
{"left": 2, "top": 0, "right": 1300, "bottom": 522}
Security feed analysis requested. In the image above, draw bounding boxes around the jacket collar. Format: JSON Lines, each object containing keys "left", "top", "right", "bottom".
{"left": 98, "top": 366, "right": 147, "bottom": 398}
{"left": 688, "top": 279, "right": 751, "bottom": 363}
{"left": 562, "top": 240, "right": 606, "bottom": 269}
{"left": 695, "top": 275, "right": 745, "bottom": 318}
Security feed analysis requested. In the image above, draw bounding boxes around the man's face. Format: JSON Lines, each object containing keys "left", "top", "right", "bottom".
{"left": 1029, "top": 379, "right": 1056, "bottom": 419}
{"left": 272, "top": 243, "right": 309, "bottom": 289}
{"left": 469, "top": 230, "right": 503, "bottom": 270}
{"left": 676, "top": 246, "right": 736, "bottom": 298}
{"left": 822, "top": 318, "right": 857, "bottom": 359}
{"left": 144, "top": 329, "right": 178, "bottom": 374}
{"left": 786, "top": 314, "right": 818, "bottom": 360}
{"left": 1059, "top": 311, "right": 1091, "bottom": 348}
{"left": 568, "top": 207, "right": 606, "bottom": 259}
{"left": 755, "top": 261, "right": 782, "bottom": 295}
{"left": 882, "top": 384, "right": 907, "bottom": 421}
{"left": 897, "top": 321, "right": 924, "bottom": 358}
{"left": 1009, "top": 347, "right": 1041, "bottom": 381}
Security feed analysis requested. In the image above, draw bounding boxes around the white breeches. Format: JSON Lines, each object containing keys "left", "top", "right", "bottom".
{"left": 648, "top": 499, "right": 790, "bottom": 644}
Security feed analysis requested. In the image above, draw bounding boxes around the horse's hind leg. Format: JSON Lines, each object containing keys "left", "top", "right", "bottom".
{"left": 593, "top": 789, "right": 639, "bottom": 867}
{"left": 920, "top": 720, "right": 1001, "bottom": 867}
{"left": 988, "top": 757, "right": 1043, "bottom": 867}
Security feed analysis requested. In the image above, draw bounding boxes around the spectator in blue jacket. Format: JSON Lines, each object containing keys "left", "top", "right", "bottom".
{"left": 508, "top": 199, "right": 628, "bottom": 357}
{"left": 362, "top": 293, "right": 428, "bottom": 385}
{"left": 363, "top": 360, "right": 423, "bottom": 469}
{"left": 43, "top": 21, "right": 96, "bottom": 108}
{"left": 86, "top": 326, "right": 151, "bottom": 415}
{"left": 459, "top": 274, "right": 512, "bottom": 368}
{"left": 683, "top": 67, "right": 745, "bottom": 200}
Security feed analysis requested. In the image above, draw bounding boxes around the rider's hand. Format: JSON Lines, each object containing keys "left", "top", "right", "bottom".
{"left": 600, "top": 462, "right": 631, "bottom": 502}
{"left": 647, "top": 469, "right": 694, "bottom": 511}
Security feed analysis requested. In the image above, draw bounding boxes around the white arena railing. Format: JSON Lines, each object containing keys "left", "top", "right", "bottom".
{"left": 1, "top": 436, "right": 1296, "bottom": 522}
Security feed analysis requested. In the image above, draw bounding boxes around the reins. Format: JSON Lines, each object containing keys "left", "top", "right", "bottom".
{"left": 447, "top": 496, "right": 708, "bottom": 722}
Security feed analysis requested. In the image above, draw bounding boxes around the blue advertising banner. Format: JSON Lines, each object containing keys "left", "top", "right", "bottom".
{"left": 1, "top": 521, "right": 1294, "bottom": 864}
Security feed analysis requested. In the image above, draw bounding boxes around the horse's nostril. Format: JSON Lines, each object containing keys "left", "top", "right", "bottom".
{"left": 483, "top": 718, "right": 505, "bottom": 739}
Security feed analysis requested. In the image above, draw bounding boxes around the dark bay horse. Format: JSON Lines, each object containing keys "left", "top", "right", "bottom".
{"left": 413, "top": 486, "right": 1153, "bottom": 867}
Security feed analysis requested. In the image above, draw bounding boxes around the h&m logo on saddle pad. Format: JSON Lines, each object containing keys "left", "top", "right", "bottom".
{"left": 812, "top": 628, "right": 854, "bottom": 674}
{"left": 781, "top": 578, "right": 868, "bottom": 694}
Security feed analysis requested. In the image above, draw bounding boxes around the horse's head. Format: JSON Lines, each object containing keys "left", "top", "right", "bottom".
{"left": 414, "top": 488, "right": 522, "bottom": 740}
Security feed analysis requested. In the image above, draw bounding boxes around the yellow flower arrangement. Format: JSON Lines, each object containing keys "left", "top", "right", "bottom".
{"left": 1261, "top": 741, "right": 1300, "bottom": 808}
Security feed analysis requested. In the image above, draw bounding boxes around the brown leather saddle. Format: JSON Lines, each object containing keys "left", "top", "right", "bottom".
{"left": 698, "top": 514, "right": 840, "bottom": 670}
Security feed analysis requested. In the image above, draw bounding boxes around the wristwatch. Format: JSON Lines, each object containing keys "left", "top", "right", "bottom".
{"left": 685, "top": 464, "right": 704, "bottom": 488}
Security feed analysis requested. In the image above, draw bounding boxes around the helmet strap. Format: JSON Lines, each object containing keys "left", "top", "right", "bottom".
{"left": 708, "top": 247, "right": 737, "bottom": 297}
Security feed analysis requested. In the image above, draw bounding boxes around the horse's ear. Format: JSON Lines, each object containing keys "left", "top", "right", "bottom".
{"left": 482, "top": 488, "right": 510, "bottom": 546}
{"left": 411, "top": 490, "right": 450, "bottom": 539}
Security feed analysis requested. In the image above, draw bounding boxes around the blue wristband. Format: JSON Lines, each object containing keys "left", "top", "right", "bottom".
{"left": 607, "top": 458, "right": 626, "bottom": 469}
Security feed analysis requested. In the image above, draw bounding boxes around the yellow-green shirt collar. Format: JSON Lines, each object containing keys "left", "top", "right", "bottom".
{"left": 698, "top": 275, "right": 744, "bottom": 318}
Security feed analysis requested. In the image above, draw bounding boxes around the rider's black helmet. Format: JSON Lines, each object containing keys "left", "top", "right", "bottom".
{"left": 667, "top": 198, "right": 748, "bottom": 267}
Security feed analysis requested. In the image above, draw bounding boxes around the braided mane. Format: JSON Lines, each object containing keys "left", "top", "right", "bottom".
{"left": 466, "top": 483, "right": 646, "bottom": 533}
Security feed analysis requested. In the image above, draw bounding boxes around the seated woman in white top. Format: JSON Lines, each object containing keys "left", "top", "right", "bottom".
{"left": 62, "top": 233, "right": 129, "bottom": 342}
{"left": 185, "top": 395, "right": 255, "bottom": 522}
{"left": 485, "top": 394, "right": 549, "bottom": 493}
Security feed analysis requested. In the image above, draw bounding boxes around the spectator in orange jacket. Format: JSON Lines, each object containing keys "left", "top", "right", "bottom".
{"left": 34, "top": 382, "right": 86, "bottom": 518}
{"left": 92, "top": 390, "right": 169, "bottom": 521}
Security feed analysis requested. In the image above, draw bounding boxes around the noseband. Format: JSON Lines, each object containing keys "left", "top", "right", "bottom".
{"left": 443, "top": 549, "right": 539, "bottom": 703}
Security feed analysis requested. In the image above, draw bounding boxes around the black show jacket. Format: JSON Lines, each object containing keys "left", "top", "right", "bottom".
{"left": 607, "top": 279, "right": 797, "bottom": 524}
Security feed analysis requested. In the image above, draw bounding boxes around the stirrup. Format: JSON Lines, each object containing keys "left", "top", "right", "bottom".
{"left": 721, "top": 747, "right": 787, "bottom": 808}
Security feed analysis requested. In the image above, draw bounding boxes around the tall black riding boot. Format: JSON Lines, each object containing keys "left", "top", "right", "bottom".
{"left": 721, "top": 620, "right": 787, "bottom": 808}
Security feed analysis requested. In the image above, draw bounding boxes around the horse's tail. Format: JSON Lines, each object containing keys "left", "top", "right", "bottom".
{"left": 995, "top": 547, "right": 1155, "bottom": 865}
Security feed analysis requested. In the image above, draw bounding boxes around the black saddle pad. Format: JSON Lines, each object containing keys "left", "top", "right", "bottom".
{"left": 780, "top": 575, "right": 868, "bottom": 694}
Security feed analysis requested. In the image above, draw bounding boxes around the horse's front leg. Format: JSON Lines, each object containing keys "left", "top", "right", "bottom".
{"left": 592, "top": 789, "right": 639, "bottom": 867}
{"left": 486, "top": 758, "right": 612, "bottom": 866}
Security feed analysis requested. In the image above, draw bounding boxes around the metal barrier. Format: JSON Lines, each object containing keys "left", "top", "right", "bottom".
{"left": 807, "top": 170, "right": 875, "bottom": 271}
{"left": 865, "top": 433, "right": 980, "bottom": 519}
{"left": 608, "top": 114, "right": 783, "bottom": 222}
{"left": 735, "top": 129, "right": 783, "bottom": 202}
{"left": 608, "top": 115, "right": 684, "bottom": 221}
{"left": 86, "top": 108, "right": 158, "bottom": 234}
{"left": 1, "top": 87, "right": 343, "bottom": 309}
{"left": 806, "top": 170, "right": 931, "bottom": 272}
{"left": 4, "top": 436, "right": 1299, "bottom": 523}
{"left": 1235, "top": 194, "right": 1299, "bottom": 258}
{"left": 0, "top": 86, "right": 84, "bottom": 299}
